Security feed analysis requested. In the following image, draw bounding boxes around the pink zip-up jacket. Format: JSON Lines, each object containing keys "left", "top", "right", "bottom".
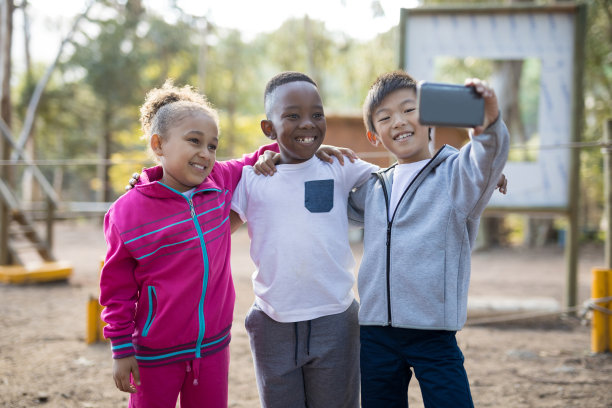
{"left": 99, "top": 143, "right": 277, "bottom": 367}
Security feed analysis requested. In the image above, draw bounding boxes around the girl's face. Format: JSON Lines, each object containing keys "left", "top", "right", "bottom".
{"left": 370, "top": 88, "right": 432, "bottom": 164}
{"left": 152, "top": 111, "right": 218, "bottom": 192}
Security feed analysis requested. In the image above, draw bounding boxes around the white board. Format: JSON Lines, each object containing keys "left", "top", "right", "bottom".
{"left": 402, "top": 7, "right": 578, "bottom": 209}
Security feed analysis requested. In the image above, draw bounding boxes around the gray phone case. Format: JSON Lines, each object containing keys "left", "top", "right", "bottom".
{"left": 417, "top": 81, "right": 484, "bottom": 128}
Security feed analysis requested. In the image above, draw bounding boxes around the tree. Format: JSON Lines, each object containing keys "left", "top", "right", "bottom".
{"left": 0, "top": 0, "right": 14, "bottom": 264}
{"left": 66, "top": 0, "right": 144, "bottom": 202}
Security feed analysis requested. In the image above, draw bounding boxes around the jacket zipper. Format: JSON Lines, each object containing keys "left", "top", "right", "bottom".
{"left": 157, "top": 182, "right": 222, "bottom": 360}
{"left": 188, "top": 196, "right": 208, "bottom": 359}
{"left": 376, "top": 174, "right": 393, "bottom": 326}
{"left": 375, "top": 149, "right": 444, "bottom": 327}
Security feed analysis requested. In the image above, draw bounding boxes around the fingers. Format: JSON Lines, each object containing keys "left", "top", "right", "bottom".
{"left": 260, "top": 162, "right": 277, "bottom": 176}
{"left": 338, "top": 147, "right": 358, "bottom": 163}
{"left": 318, "top": 151, "right": 334, "bottom": 164}
{"left": 253, "top": 160, "right": 277, "bottom": 176}
{"left": 114, "top": 371, "right": 137, "bottom": 393}
{"left": 464, "top": 78, "right": 494, "bottom": 98}
{"left": 330, "top": 150, "right": 344, "bottom": 165}
{"left": 316, "top": 145, "right": 359, "bottom": 165}
{"left": 465, "top": 77, "right": 499, "bottom": 130}
{"left": 131, "top": 363, "right": 141, "bottom": 388}
{"left": 125, "top": 173, "right": 140, "bottom": 191}
{"left": 497, "top": 175, "right": 508, "bottom": 195}
{"left": 113, "top": 357, "right": 139, "bottom": 394}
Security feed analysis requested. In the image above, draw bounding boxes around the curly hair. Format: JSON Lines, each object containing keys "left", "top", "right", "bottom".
{"left": 139, "top": 79, "right": 219, "bottom": 152}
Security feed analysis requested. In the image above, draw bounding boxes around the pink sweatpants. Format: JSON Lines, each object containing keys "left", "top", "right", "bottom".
{"left": 128, "top": 347, "right": 230, "bottom": 408}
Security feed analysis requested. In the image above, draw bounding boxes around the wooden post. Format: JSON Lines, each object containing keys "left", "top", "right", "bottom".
{"left": 564, "top": 3, "right": 587, "bottom": 311}
{"left": 45, "top": 197, "right": 54, "bottom": 251}
{"left": 608, "top": 269, "right": 612, "bottom": 352}
{"left": 591, "top": 269, "right": 609, "bottom": 353}
{"left": 0, "top": 0, "right": 14, "bottom": 266}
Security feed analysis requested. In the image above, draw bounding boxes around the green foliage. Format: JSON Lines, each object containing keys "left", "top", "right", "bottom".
{"left": 11, "top": 0, "right": 610, "bottom": 233}
{"left": 580, "top": 0, "right": 612, "bottom": 231}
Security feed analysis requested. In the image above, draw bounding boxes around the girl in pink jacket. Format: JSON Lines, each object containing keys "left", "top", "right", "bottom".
{"left": 99, "top": 79, "right": 278, "bottom": 408}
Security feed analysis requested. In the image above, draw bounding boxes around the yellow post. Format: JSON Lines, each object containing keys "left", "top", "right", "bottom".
{"left": 608, "top": 269, "right": 612, "bottom": 352}
{"left": 591, "top": 269, "right": 610, "bottom": 353}
{"left": 86, "top": 295, "right": 100, "bottom": 345}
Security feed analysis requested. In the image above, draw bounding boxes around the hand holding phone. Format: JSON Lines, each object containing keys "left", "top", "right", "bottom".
{"left": 417, "top": 81, "right": 485, "bottom": 128}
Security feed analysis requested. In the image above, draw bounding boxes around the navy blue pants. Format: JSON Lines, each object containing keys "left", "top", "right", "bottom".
{"left": 360, "top": 325, "right": 474, "bottom": 408}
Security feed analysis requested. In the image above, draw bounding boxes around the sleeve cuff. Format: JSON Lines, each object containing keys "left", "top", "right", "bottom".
{"left": 110, "top": 335, "right": 136, "bottom": 359}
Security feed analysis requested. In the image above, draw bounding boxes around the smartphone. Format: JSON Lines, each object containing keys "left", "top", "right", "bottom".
{"left": 417, "top": 81, "right": 484, "bottom": 128}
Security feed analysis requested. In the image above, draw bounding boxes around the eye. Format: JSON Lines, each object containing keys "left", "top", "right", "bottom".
{"left": 208, "top": 144, "right": 217, "bottom": 151}
{"left": 313, "top": 112, "right": 324, "bottom": 119}
{"left": 188, "top": 138, "right": 200, "bottom": 144}
{"left": 284, "top": 113, "right": 299, "bottom": 120}
{"left": 377, "top": 116, "right": 390, "bottom": 123}
{"left": 404, "top": 108, "right": 416, "bottom": 114}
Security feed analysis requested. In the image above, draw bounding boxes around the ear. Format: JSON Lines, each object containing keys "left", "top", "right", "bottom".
{"left": 261, "top": 120, "right": 276, "bottom": 140}
{"left": 150, "top": 134, "right": 163, "bottom": 156}
{"left": 367, "top": 131, "right": 380, "bottom": 147}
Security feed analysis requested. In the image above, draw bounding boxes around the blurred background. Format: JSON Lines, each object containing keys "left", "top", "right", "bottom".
{"left": 0, "top": 0, "right": 610, "bottom": 252}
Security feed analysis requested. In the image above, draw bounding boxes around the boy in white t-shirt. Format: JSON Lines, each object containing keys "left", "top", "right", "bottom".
{"left": 231, "top": 71, "right": 378, "bottom": 408}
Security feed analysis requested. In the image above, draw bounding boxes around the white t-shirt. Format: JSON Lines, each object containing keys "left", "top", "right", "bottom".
{"left": 388, "top": 159, "right": 429, "bottom": 220}
{"left": 231, "top": 156, "right": 378, "bottom": 322}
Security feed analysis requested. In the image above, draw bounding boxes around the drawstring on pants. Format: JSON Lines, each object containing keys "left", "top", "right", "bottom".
{"left": 186, "top": 359, "right": 201, "bottom": 386}
{"left": 294, "top": 320, "right": 312, "bottom": 366}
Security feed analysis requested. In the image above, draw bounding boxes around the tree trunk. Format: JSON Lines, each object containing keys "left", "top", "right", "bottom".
{"left": 197, "top": 19, "right": 208, "bottom": 92}
{"left": 20, "top": 0, "right": 37, "bottom": 203}
{"left": 97, "top": 106, "right": 112, "bottom": 203}
{"left": 0, "top": 0, "right": 13, "bottom": 265}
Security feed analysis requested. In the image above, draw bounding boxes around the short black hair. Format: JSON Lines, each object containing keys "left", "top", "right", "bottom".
{"left": 363, "top": 70, "right": 417, "bottom": 135}
{"left": 264, "top": 71, "right": 318, "bottom": 117}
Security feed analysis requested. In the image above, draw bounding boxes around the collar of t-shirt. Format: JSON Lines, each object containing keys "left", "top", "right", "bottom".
{"left": 388, "top": 159, "right": 429, "bottom": 220}
{"left": 182, "top": 187, "right": 196, "bottom": 198}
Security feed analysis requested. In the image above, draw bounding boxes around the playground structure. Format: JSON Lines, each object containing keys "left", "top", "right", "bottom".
{"left": 0, "top": 3, "right": 96, "bottom": 284}
{"left": 0, "top": 2, "right": 609, "bottom": 352}
{"left": 0, "top": 118, "right": 73, "bottom": 284}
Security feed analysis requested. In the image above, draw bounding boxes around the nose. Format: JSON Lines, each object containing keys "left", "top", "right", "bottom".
{"left": 299, "top": 117, "right": 315, "bottom": 129}
{"left": 197, "top": 147, "right": 211, "bottom": 160}
{"left": 391, "top": 112, "right": 407, "bottom": 128}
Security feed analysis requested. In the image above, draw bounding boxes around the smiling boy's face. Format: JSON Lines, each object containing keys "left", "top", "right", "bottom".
{"left": 261, "top": 81, "right": 326, "bottom": 165}
{"left": 371, "top": 88, "right": 431, "bottom": 164}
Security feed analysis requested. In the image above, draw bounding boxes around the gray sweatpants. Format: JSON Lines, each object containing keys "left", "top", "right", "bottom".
{"left": 245, "top": 300, "right": 360, "bottom": 408}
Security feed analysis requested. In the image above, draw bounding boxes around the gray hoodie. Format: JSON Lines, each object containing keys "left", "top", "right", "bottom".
{"left": 348, "top": 118, "right": 509, "bottom": 331}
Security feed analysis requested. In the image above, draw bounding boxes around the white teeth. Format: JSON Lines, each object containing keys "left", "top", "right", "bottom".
{"left": 192, "top": 163, "right": 205, "bottom": 170}
{"left": 394, "top": 132, "right": 413, "bottom": 141}
{"left": 297, "top": 137, "right": 315, "bottom": 143}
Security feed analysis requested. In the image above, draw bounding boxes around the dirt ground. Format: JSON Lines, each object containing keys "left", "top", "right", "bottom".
{"left": 1, "top": 219, "right": 612, "bottom": 408}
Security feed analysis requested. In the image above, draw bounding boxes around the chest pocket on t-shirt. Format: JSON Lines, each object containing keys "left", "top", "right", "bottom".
{"left": 304, "top": 179, "right": 334, "bottom": 213}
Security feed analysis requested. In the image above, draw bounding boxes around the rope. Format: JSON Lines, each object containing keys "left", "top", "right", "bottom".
{"left": 466, "top": 305, "right": 583, "bottom": 326}
{"left": 583, "top": 296, "right": 612, "bottom": 315}
{"left": 467, "top": 296, "right": 612, "bottom": 326}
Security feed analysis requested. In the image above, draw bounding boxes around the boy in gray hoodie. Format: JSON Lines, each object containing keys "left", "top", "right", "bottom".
{"left": 348, "top": 71, "right": 509, "bottom": 408}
